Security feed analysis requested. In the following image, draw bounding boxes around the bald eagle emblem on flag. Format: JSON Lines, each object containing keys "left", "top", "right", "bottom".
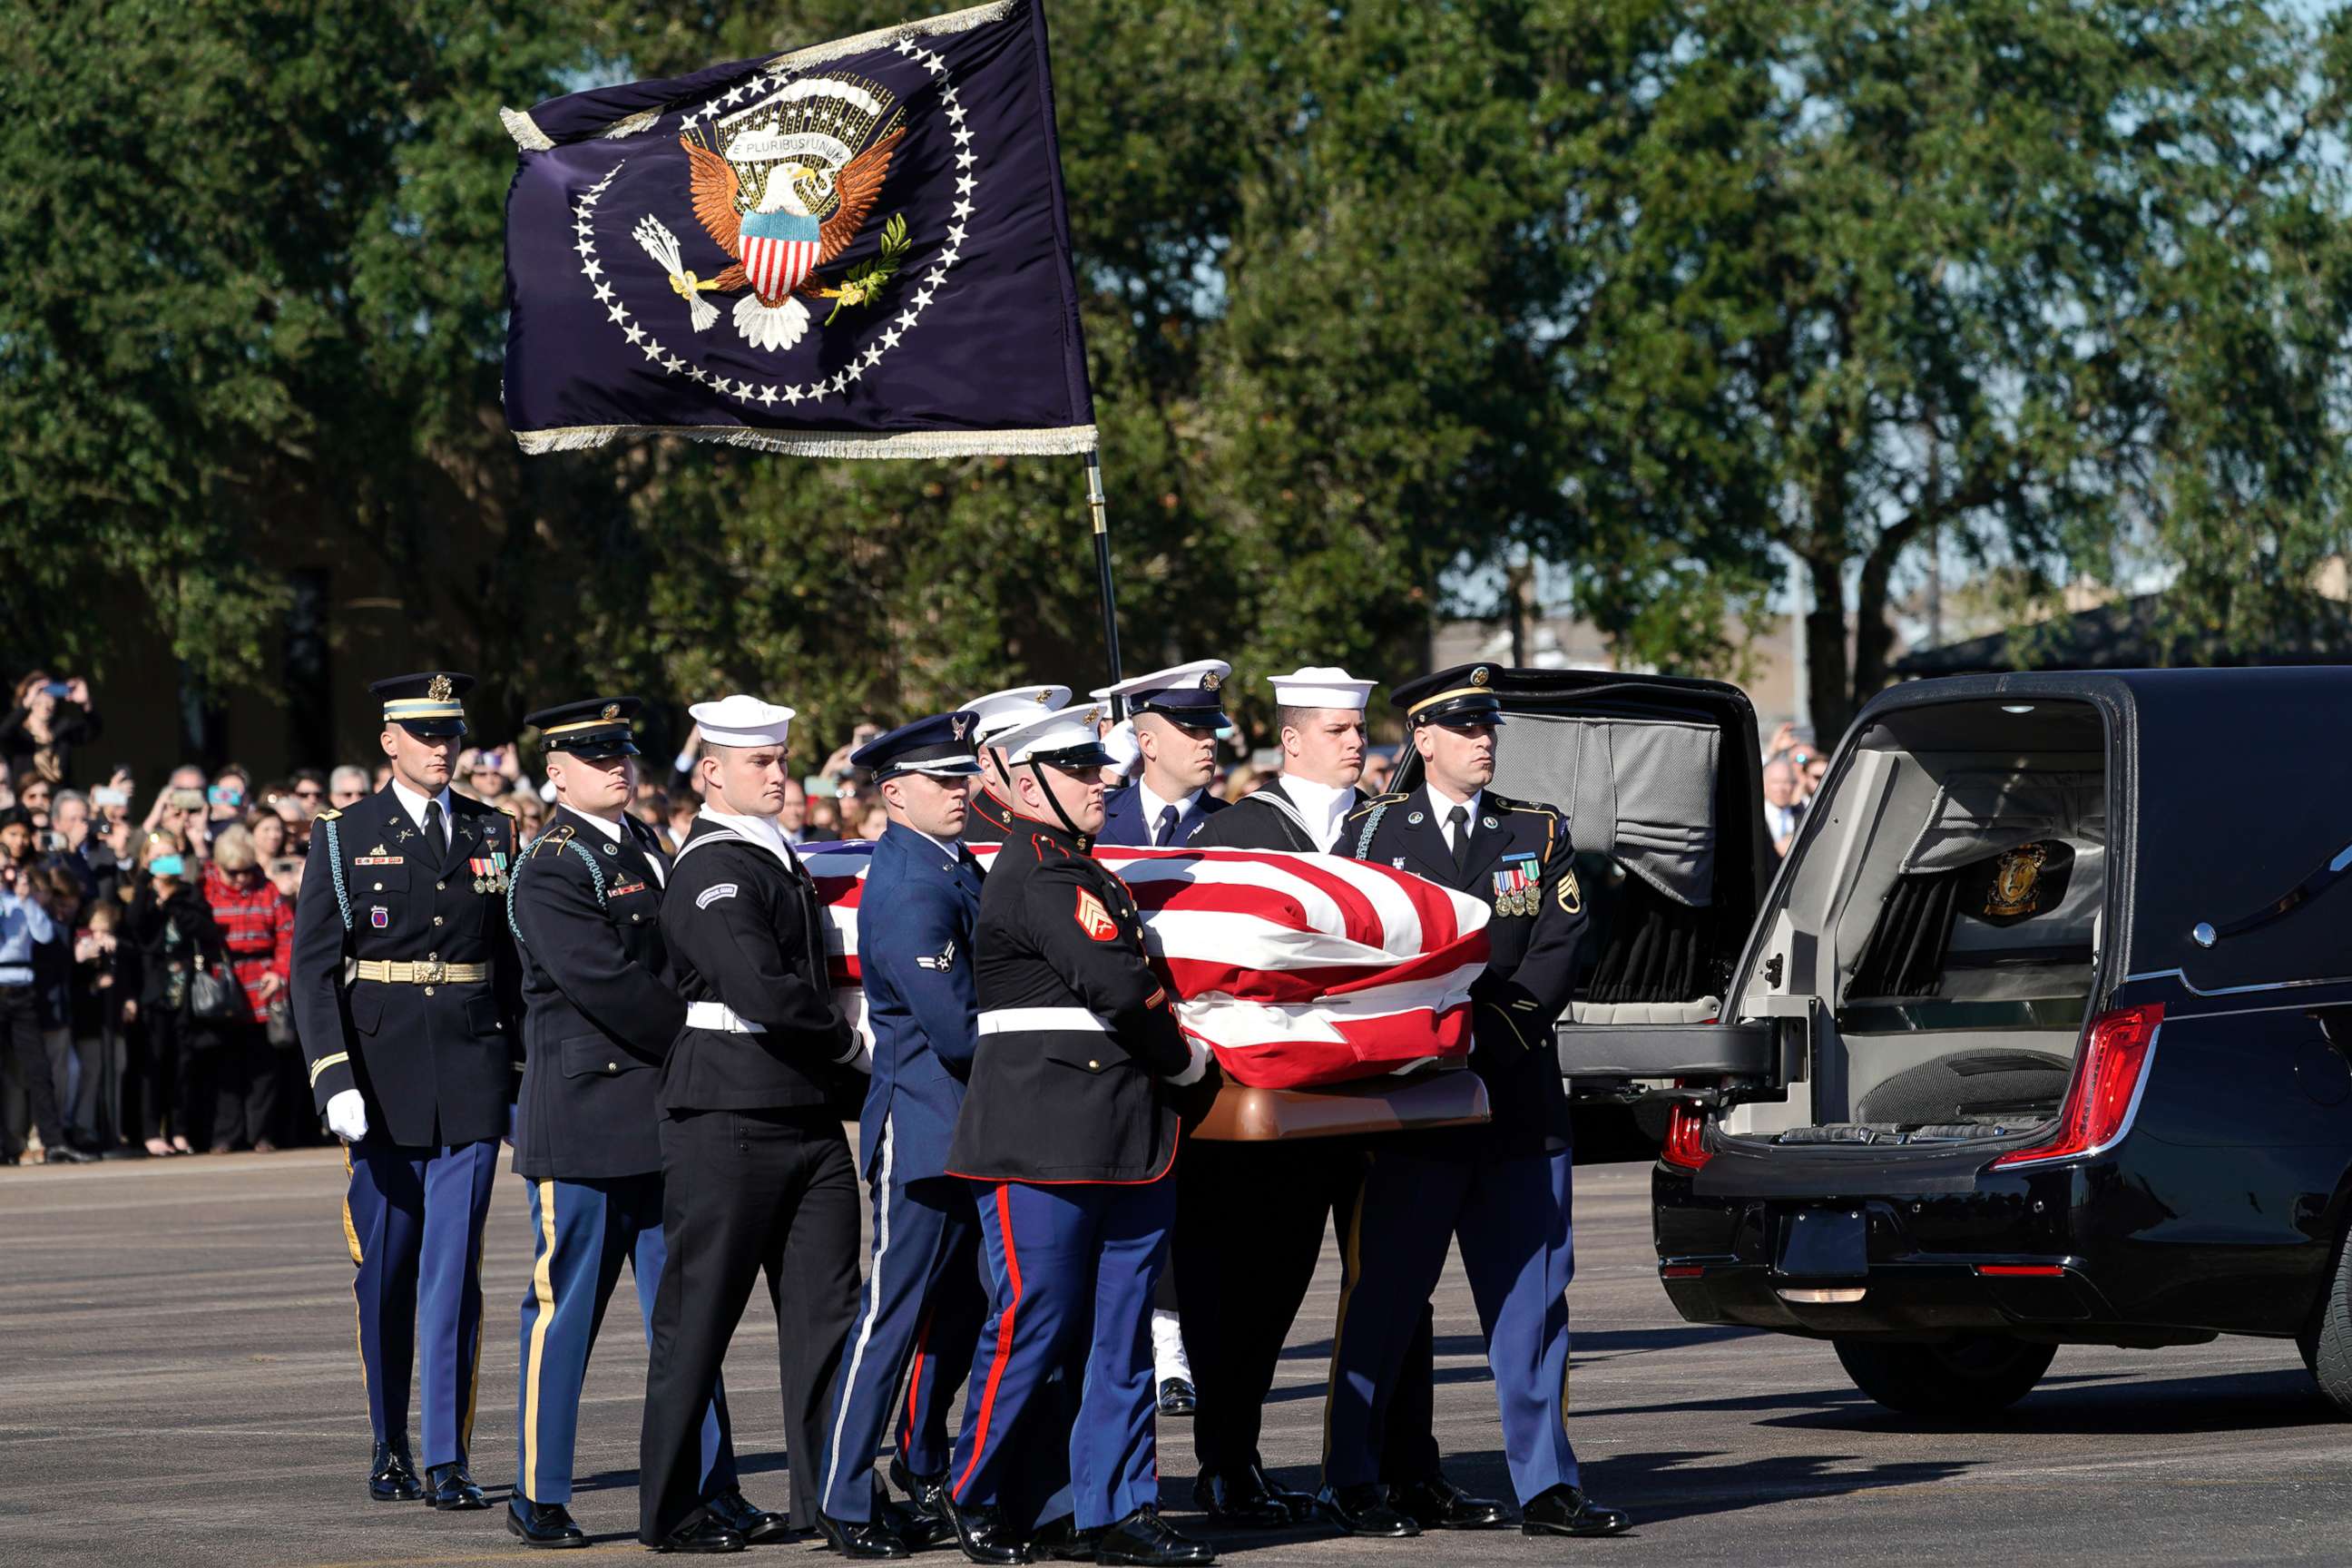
{"left": 644, "top": 72, "right": 913, "bottom": 352}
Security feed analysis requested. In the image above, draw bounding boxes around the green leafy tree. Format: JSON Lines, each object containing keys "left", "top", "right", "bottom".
{"left": 1540, "top": 0, "right": 2352, "bottom": 738}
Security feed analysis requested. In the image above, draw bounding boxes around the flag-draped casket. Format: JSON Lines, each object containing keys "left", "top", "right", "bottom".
{"left": 803, "top": 842, "right": 1491, "bottom": 1090}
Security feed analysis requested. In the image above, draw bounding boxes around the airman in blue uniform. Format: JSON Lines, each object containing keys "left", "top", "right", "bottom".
{"left": 1323, "top": 665, "right": 1630, "bottom": 1539}
{"left": 815, "top": 712, "right": 991, "bottom": 1558}
{"left": 292, "top": 671, "right": 522, "bottom": 1513}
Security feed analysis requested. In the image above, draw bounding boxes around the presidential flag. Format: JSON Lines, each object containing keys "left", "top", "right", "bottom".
{"left": 500, "top": 0, "right": 1095, "bottom": 458}
{"left": 805, "top": 842, "right": 1495, "bottom": 1090}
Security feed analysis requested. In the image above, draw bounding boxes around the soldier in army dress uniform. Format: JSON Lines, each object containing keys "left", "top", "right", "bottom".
{"left": 292, "top": 671, "right": 523, "bottom": 1513}
{"left": 503, "top": 696, "right": 779, "bottom": 1549}
{"left": 1323, "top": 665, "right": 1631, "bottom": 1539}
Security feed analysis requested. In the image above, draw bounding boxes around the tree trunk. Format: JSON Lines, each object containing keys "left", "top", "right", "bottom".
{"left": 1852, "top": 519, "right": 1922, "bottom": 717}
{"left": 1803, "top": 551, "right": 1852, "bottom": 745}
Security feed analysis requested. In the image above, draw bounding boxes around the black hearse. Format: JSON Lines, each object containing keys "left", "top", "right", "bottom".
{"left": 1403, "top": 666, "right": 2352, "bottom": 1418}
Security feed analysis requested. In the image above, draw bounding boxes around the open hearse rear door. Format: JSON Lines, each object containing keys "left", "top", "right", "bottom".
{"left": 1384, "top": 668, "right": 1783, "bottom": 1130}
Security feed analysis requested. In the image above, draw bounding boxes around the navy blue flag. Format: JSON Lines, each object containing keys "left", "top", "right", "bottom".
{"left": 500, "top": 0, "right": 1095, "bottom": 458}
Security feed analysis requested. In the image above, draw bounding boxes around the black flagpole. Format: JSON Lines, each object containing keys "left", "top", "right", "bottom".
{"left": 1085, "top": 452, "right": 1127, "bottom": 717}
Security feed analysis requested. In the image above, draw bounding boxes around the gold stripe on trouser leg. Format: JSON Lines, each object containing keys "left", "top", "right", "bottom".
{"left": 343, "top": 1148, "right": 368, "bottom": 1395}
{"left": 521, "top": 1179, "right": 558, "bottom": 1496}
{"left": 1321, "top": 1151, "right": 1373, "bottom": 1468}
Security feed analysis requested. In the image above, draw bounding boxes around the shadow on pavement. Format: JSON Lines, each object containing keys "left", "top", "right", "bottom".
{"left": 1764, "top": 1364, "right": 2332, "bottom": 1436}
{"left": 1585, "top": 1446, "right": 1977, "bottom": 1525}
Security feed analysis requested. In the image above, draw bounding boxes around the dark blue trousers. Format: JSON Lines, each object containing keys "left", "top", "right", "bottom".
{"left": 1324, "top": 1142, "right": 1578, "bottom": 1504}
{"left": 950, "top": 1174, "right": 1173, "bottom": 1532}
{"left": 515, "top": 1172, "right": 738, "bottom": 1504}
{"left": 343, "top": 1136, "right": 499, "bottom": 1468}
{"left": 818, "top": 1145, "right": 985, "bottom": 1521}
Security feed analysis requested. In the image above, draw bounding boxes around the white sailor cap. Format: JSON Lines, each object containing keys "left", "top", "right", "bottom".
{"left": 992, "top": 702, "right": 1116, "bottom": 768}
{"left": 962, "top": 682, "right": 1073, "bottom": 744}
{"left": 689, "top": 694, "right": 796, "bottom": 749}
{"left": 1089, "top": 658, "right": 1231, "bottom": 728}
{"left": 1266, "top": 666, "right": 1376, "bottom": 711}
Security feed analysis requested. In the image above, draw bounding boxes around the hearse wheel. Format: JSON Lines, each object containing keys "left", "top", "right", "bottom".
{"left": 2298, "top": 1218, "right": 2352, "bottom": 1414}
{"left": 1833, "top": 1335, "right": 2056, "bottom": 1418}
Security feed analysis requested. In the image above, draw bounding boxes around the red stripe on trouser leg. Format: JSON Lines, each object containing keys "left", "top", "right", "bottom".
{"left": 899, "top": 1307, "right": 934, "bottom": 1457}
{"left": 953, "top": 1183, "right": 1022, "bottom": 1502}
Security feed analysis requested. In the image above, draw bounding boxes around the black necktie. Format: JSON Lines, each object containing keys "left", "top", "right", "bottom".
{"left": 1447, "top": 805, "right": 1471, "bottom": 874}
{"left": 424, "top": 799, "right": 448, "bottom": 860}
{"left": 1154, "top": 805, "right": 1180, "bottom": 848}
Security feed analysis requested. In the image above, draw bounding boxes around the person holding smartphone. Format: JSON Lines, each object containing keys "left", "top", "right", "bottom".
{"left": 1, "top": 672, "right": 103, "bottom": 789}
{"left": 1, "top": 808, "right": 93, "bottom": 1163}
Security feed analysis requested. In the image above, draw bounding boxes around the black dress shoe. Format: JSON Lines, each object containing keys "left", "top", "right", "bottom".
{"left": 507, "top": 1497, "right": 588, "bottom": 1548}
{"left": 945, "top": 1499, "right": 1027, "bottom": 1564}
{"left": 1519, "top": 1484, "right": 1632, "bottom": 1538}
{"left": 1393, "top": 1475, "right": 1512, "bottom": 1530}
{"left": 654, "top": 1511, "right": 750, "bottom": 1553}
{"left": 818, "top": 1513, "right": 912, "bottom": 1560}
{"left": 1025, "top": 1515, "right": 1102, "bottom": 1562}
{"left": 1154, "top": 1377, "right": 1197, "bottom": 1416}
{"left": 423, "top": 1461, "right": 488, "bottom": 1511}
{"left": 368, "top": 1440, "right": 422, "bottom": 1502}
{"left": 889, "top": 1455, "right": 950, "bottom": 1515}
{"left": 877, "top": 1488, "right": 956, "bottom": 1552}
{"left": 708, "top": 1490, "right": 796, "bottom": 1544}
{"left": 1315, "top": 1484, "right": 1419, "bottom": 1538}
{"left": 1095, "top": 1506, "right": 1215, "bottom": 1566}
{"left": 1191, "top": 1465, "right": 1295, "bottom": 1529}
{"left": 44, "top": 1144, "right": 96, "bottom": 1164}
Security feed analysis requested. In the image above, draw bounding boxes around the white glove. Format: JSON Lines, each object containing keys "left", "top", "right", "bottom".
{"left": 1168, "top": 1036, "right": 1212, "bottom": 1088}
{"left": 326, "top": 1089, "right": 369, "bottom": 1143}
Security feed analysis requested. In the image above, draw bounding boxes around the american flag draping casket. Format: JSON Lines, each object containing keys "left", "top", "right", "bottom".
{"left": 800, "top": 841, "right": 1492, "bottom": 1089}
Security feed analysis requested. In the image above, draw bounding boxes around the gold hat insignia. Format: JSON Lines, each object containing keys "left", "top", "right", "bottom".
{"left": 601, "top": 702, "right": 621, "bottom": 720}
{"left": 1471, "top": 667, "right": 1491, "bottom": 687}
{"left": 1201, "top": 671, "right": 1223, "bottom": 692}
{"left": 426, "top": 673, "right": 455, "bottom": 702}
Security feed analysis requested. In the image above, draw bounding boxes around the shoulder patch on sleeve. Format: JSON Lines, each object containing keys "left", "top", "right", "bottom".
{"left": 915, "top": 937, "right": 957, "bottom": 972}
{"left": 315, "top": 808, "right": 341, "bottom": 821}
{"left": 695, "top": 882, "right": 739, "bottom": 908}
{"left": 1073, "top": 888, "right": 1117, "bottom": 940}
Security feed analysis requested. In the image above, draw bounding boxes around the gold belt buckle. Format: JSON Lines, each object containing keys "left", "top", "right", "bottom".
{"left": 415, "top": 960, "right": 446, "bottom": 985}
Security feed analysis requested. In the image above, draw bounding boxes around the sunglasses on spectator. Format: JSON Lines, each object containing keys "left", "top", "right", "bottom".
{"left": 294, "top": 785, "right": 323, "bottom": 799}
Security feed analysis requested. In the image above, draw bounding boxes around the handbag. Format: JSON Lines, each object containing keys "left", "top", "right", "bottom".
{"left": 265, "top": 994, "right": 298, "bottom": 1048}
{"left": 188, "top": 958, "right": 243, "bottom": 1024}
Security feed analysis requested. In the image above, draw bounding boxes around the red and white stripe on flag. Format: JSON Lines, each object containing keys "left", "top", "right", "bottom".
{"left": 740, "top": 234, "right": 818, "bottom": 300}
{"left": 803, "top": 841, "right": 1492, "bottom": 1090}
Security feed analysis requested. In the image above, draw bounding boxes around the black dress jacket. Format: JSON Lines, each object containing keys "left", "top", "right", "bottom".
{"left": 510, "top": 805, "right": 686, "bottom": 1180}
{"left": 292, "top": 783, "right": 524, "bottom": 1148}
{"left": 946, "top": 816, "right": 1196, "bottom": 1184}
{"left": 658, "top": 811, "right": 858, "bottom": 1113}
{"left": 1343, "top": 786, "right": 1590, "bottom": 1154}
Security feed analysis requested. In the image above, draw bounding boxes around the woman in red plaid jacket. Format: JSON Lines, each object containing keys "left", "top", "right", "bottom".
{"left": 201, "top": 825, "right": 293, "bottom": 1152}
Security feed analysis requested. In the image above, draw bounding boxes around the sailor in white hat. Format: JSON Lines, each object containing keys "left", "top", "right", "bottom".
{"left": 958, "top": 682, "right": 1072, "bottom": 847}
{"left": 637, "top": 695, "right": 864, "bottom": 1552}
{"left": 1188, "top": 667, "right": 1375, "bottom": 855}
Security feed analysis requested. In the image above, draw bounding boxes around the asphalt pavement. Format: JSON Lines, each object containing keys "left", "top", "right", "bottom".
{"left": 3, "top": 1149, "right": 2346, "bottom": 1565}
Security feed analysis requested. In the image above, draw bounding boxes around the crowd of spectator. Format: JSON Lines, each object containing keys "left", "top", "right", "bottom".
{"left": 0, "top": 667, "right": 1474, "bottom": 1166}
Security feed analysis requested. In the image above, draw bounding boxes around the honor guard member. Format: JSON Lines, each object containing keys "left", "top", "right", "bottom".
{"left": 814, "top": 713, "right": 990, "bottom": 1559}
{"left": 956, "top": 683, "right": 1070, "bottom": 847}
{"left": 505, "top": 697, "right": 776, "bottom": 1550}
{"left": 639, "top": 696, "right": 866, "bottom": 1553}
{"left": 1181, "top": 669, "right": 1495, "bottom": 1534}
{"left": 1324, "top": 666, "right": 1630, "bottom": 1539}
{"left": 942, "top": 704, "right": 1218, "bottom": 1568}
{"left": 293, "top": 671, "right": 523, "bottom": 1512}
{"left": 1090, "top": 661, "right": 1233, "bottom": 1418}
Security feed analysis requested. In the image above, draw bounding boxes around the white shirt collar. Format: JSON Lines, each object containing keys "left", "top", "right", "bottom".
{"left": 1275, "top": 773, "right": 1356, "bottom": 853}
{"left": 1422, "top": 781, "right": 1485, "bottom": 846}
{"left": 568, "top": 805, "right": 624, "bottom": 842}
{"left": 388, "top": 777, "right": 454, "bottom": 835}
{"left": 1135, "top": 778, "right": 1201, "bottom": 838}
{"left": 905, "top": 825, "right": 966, "bottom": 864}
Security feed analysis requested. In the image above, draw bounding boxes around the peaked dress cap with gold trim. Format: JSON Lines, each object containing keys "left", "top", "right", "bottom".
{"left": 526, "top": 695, "right": 642, "bottom": 760}
{"left": 1392, "top": 663, "right": 1506, "bottom": 729}
{"left": 370, "top": 671, "right": 474, "bottom": 738}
